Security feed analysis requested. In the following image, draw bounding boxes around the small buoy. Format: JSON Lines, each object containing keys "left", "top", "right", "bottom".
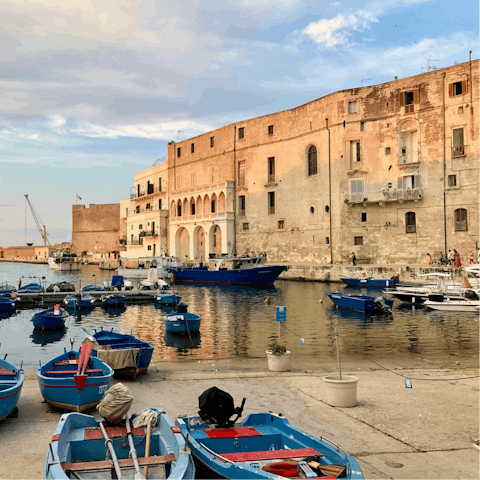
{"left": 265, "top": 297, "right": 271, "bottom": 305}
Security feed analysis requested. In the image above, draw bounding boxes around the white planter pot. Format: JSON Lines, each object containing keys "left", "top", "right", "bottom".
{"left": 266, "top": 350, "right": 291, "bottom": 372}
{"left": 323, "top": 375, "right": 358, "bottom": 407}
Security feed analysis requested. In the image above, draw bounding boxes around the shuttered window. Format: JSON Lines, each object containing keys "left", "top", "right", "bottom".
{"left": 349, "top": 179, "right": 365, "bottom": 202}
{"left": 453, "top": 128, "right": 465, "bottom": 157}
{"left": 308, "top": 146, "right": 317, "bottom": 176}
{"left": 449, "top": 80, "right": 468, "bottom": 97}
{"left": 238, "top": 160, "right": 246, "bottom": 186}
{"left": 454, "top": 208, "right": 467, "bottom": 231}
{"left": 405, "top": 212, "right": 416, "bottom": 233}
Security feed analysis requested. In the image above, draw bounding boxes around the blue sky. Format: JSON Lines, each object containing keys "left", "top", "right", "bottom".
{"left": 0, "top": 0, "right": 478, "bottom": 246}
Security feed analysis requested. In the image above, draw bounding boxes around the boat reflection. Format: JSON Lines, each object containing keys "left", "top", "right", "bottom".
{"left": 31, "top": 325, "right": 67, "bottom": 346}
{"left": 326, "top": 305, "right": 394, "bottom": 326}
{"left": 0, "top": 309, "right": 17, "bottom": 320}
{"left": 164, "top": 331, "right": 201, "bottom": 351}
{"left": 103, "top": 305, "right": 126, "bottom": 317}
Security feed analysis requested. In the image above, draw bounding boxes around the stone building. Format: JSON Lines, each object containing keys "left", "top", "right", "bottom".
{"left": 163, "top": 59, "right": 478, "bottom": 265}
{"left": 72, "top": 204, "right": 121, "bottom": 255}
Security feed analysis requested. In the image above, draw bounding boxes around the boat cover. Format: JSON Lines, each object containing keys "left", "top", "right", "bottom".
{"left": 82, "top": 336, "right": 139, "bottom": 370}
{"left": 97, "top": 383, "right": 133, "bottom": 424}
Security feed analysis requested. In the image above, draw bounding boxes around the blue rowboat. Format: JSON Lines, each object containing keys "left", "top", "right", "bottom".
{"left": 0, "top": 293, "right": 18, "bottom": 312}
{"left": 0, "top": 356, "right": 24, "bottom": 422}
{"left": 63, "top": 293, "right": 95, "bottom": 309}
{"left": 37, "top": 346, "right": 113, "bottom": 412}
{"left": 156, "top": 282, "right": 181, "bottom": 306}
{"left": 86, "top": 328, "right": 154, "bottom": 379}
{"left": 32, "top": 306, "right": 68, "bottom": 330}
{"left": 100, "top": 293, "right": 126, "bottom": 307}
{"left": 176, "top": 411, "right": 364, "bottom": 479}
{"left": 326, "top": 292, "right": 394, "bottom": 313}
{"left": 44, "top": 407, "right": 195, "bottom": 479}
{"left": 339, "top": 276, "right": 397, "bottom": 288}
{"left": 164, "top": 303, "right": 201, "bottom": 334}
{"left": 81, "top": 284, "right": 104, "bottom": 292}
{"left": 18, "top": 282, "right": 44, "bottom": 293}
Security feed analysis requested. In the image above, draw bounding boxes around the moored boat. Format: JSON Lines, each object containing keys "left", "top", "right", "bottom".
{"left": 48, "top": 247, "right": 81, "bottom": 272}
{"left": 169, "top": 255, "right": 286, "bottom": 285}
{"left": 118, "top": 255, "right": 183, "bottom": 279}
{"left": 339, "top": 275, "right": 397, "bottom": 288}
{"left": 156, "top": 280, "right": 181, "bottom": 306}
{"left": 32, "top": 305, "right": 68, "bottom": 330}
{"left": 0, "top": 356, "right": 24, "bottom": 422}
{"left": 176, "top": 388, "right": 363, "bottom": 480}
{"left": 326, "top": 292, "right": 394, "bottom": 313}
{"left": 0, "top": 292, "right": 18, "bottom": 312}
{"left": 100, "top": 293, "right": 126, "bottom": 307}
{"left": 83, "top": 328, "right": 154, "bottom": 379}
{"left": 63, "top": 293, "right": 95, "bottom": 309}
{"left": 164, "top": 303, "right": 201, "bottom": 334}
{"left": 423, "top": 298, "right": 480, "bottom": 312}
{"left": 18, "top": 282, "right": 44, "bottom": 293}
{"left": 44, "top": 407, "right": 195, "bottom": 479}
{"left": 81, "top": 284, "right": 104, "bottom": 292}
{"left": 37, "top": 344, "right": 113, "bottom": 412}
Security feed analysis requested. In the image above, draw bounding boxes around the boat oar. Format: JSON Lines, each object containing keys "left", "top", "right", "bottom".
{"left": 143, "top": 419, "right": 152, "bottom": 479}
{"left": 74, "top": 343, "right": 92, "bottom": 392}
{"left": 99, "top": 421, "right": 124, "bottom": 479}
{"left": 125, "top": 414, "right": 146, "bottom": 479}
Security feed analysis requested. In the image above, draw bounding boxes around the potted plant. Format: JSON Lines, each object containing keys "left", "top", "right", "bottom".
{"left": 266, "top": 341, "right": 291, "bottom": 372}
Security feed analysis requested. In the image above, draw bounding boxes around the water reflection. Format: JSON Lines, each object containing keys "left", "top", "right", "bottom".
{"left": 103, "top": 305, "right": 127, "bottom": 317}
{"left": 0, "top": 309, "right": 17, "bottom": 320}
{"left": 31, "top": 326, "right": 67, "bottom": 346}
{"left": 164, "top": 331, "right": 201, "bottom": 352}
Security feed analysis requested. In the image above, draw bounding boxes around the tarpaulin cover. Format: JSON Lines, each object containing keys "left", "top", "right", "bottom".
{"left": 97, "top": 383, "right": 133, "bottom": 424}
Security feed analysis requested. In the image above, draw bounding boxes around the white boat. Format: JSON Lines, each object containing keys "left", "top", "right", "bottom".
{"left": 48, "top": 247, "right": 81, "bottom": 272}
{"left": 117, "top": 255, "right": 182, "bottom": 279}
{"left": 424, "top": 298, "right": 480, "bottom": 312}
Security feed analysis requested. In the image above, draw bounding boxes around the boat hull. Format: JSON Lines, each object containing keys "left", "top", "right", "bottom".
{"left": 326, "top": 293, "right": 394, "bottom": 312}
{"left": 63, "top": 294, "right": 95, "bottom": 309}
{"left": 101, "top": 294, "right": 126, "bottom": 307}
{"left": 32, "top": 308, "right": 67, "bottom": 330}
{"left": 48, "top": 260, "right": 81, "bottom": 271}
{"left": 164, "top": 313, "right": 201, "bottom": 334}
{"left": 0, "top": 298, "right": 17, "bottom": 311}
{"left": 423, "top": 300, "right": 480, "bottom": 312}
{"left": 0, "top": 358, "right": 24, "bottom": 422}
{"left": 156, "top": 293, "right": 181, "bottom": 306}
{"left": 340, "top": 277, "right": 396, "bottom": 288}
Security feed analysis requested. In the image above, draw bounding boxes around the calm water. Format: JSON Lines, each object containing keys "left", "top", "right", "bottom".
{"left": 0, "top": 262, "right": 478, "bottom": 370}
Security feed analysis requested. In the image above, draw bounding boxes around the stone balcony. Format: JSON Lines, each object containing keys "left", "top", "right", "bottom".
{"left": 346, "top": 187, "right": 423, "bottom": 206}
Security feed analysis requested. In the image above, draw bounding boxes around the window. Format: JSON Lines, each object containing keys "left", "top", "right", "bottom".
{"left": 158, "top": 177, "right": 162, "bottom": 191}
{"left": 177, "top": 203, "right": 182, "bottom": 217}
{"left": 360, "top": 122, "right": 364, "bottom": 131}
{"left": 348, "top": 101, "right": 357, "bottom": 113}
{"left": 361, "top": 212, "right": 367, "bottom": 222}
{"left": 147, "top": 245, "right": 152, "bottom": 251}
{"left": 268, "top": 191, "right": 275, "bottom": 214}
{"left": 397, "top": 175, "right": 422, "bottom": 198}
{"left": 278, "top": 220, "right": 285, "bottom": 229}
{"left": 350, "top": 140, "right": 361, "bottom": 163}
{"left": 146, "top": 203, "right": 151, "bottom": 211}
{"left": 210, "top": 136, "right": 214, "bottom": 148}
{"left": 386, "top": 147, "right": 391, "bottom": 155}
{"left": 454, "top": 208, "right": 467, "bottom": 231}
{"left": 238, "top": 160, "right": 246, "bottom": 186}
{"left": 349, "top": 179, "right": 365, "bottom": 202}
{"left": 177, "top": 147, "right": 181, "bottom": 157}
{"left": 268, "top": 157, "right": 275, "bottom": 183}
{"left": 238, "top": 127, "right": 244, "bottom": 139}
{"left": 190, "top": 200, "right": 195, "bottom": 215}
{"left": 147, "top": 181, "right": 154, "bottom": 194}
{"left": 326, "top": 237, "right": 329, "bottom": 245}
{"left": 307, "top": 146, "right": 317, "bottom": 176}
{"left": 243, "top": 223, "right": 249, "bottom": 231}
{"left": 238, "top": 195, "right": 245, "bottom": 217}
{"left": 458, "top": 106, "right": 464, "bottom": 114}
{"left": 310, "top": 206, "right": 315, "bottom": 214}
{"left": 354, "top": 236, "right": 363, "bottom": 245}
{"left": 453, "top": 127, "right": 465, "bottom": 157}
{"left": 268, "top": 125, "right": 274, "bottom": 135}
{"left": 191, "top": 143, "right": 194, "bottom": 153}
{"left": 448, "top": 175, "right": 457, "bottom": 187}
{"left": 450, "top": 80, "right": 467, "bottom": 97}
{"left": 211, "top": 198, "right": 216, "bottom": 213}
{"left": 139, "top": 224, "right": 143, "bottom": 229}
{"left": 135, "top": 205, "right": 140, "bottom": 214}
{"left": 405, "top": 212, "right": 416, "bottom": 233}
{"left": 159, "top": 199, "right": 162, "bottom": 210}
{"left": 401, "top": 88, "right": 419, "bottom": 114}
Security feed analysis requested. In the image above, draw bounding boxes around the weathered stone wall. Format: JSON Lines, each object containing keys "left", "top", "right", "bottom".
{"left": 72, "top": 204, "right": 121, "bottom": 255}
{"left": 0, "top": 246, "right": 36, "bottom": 259}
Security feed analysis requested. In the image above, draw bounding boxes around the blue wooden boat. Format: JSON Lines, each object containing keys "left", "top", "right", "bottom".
{"left": 169, "top": 255, "right": 286, "bottom": 285}
{"left": 156, "top": 281, "right": 181, "bottom": 306}
{"left": 37, "top": 345, "right": 113, "bottom": 412}
{"left": 32, "top": 306, "right": 68, "bottom": 330}
{"left": 176, "top": 411, "right": 364, "bottom": 479}
{"left": 81, "top": 284, "right": 104, "bottom": 292}
{"left": 44, "top": 407, "right": 195, "bottom": 479}
{"left": 0, "top": 356, "right": 24, "bottom": 422}
{"left": 339, "top": 275, "right": 397, "bottom": 288}
{"left": 0, "top": 293, "right": 18, "bottom": 311}
{"left": 326, "top": 292, "right": 394, "bottom": 313}
{"left": 164, "top": 303, "right": 201, "bottom": 334}
{"left": 18, "top": 282, "right": 44, "bottom": 293}
{"left": 100, "top": 293, "right": 126, "bottom": 307}
{"left": 63, "top": 293, "right": 96, "bottom": 309}
{"left": 86, "top": 328, "right": 154, "bottom": 379}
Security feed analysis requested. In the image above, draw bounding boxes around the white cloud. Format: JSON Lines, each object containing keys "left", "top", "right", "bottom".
{"left": 302, "top": 10, "right": 380, "bottom": 47}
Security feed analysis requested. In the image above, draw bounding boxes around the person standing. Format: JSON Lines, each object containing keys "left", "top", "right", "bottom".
{"left": 352, "top": 252, "right": 356, "bottom": 266}
{"left": 469, "top": 251, "right": 474, "bottom": 264}
{"left": 447, "top": 250, "right": 452, "bottom": 265}
{"left": 454, "top": 249, "right": 462, "bottom": 267}
{"left": 427, "top": 253, "right": 432, "bottom": 265}
{"left": 477, "top": 248, "right": 480, "bottom": 264}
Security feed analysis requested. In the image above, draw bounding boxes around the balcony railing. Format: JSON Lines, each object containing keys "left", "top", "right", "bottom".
{"left": 129, "top": 239, "right": 143, "bottom": 246}
{"left": 347, "top": 187, "right": 423, "bottom": 204}
{"left": 130, "top": 187, "right": 164, "bottom": 200}
{"left": 139, "top": 229, "right": 159, "bottom": 238}
{"left": 267, "top": 173, "right": 276, "bottom": 183}
{"left": 128, "top": 203, "right": 165, "bottom": 216}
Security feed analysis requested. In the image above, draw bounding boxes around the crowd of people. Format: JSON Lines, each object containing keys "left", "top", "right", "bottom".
{"left": 427, "top": 248, "right": 480, "bottom": 267}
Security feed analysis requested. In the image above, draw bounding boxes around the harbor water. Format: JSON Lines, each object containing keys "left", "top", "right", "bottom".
{"left": 0, "top": 262, "right": 478, "bottom": 370}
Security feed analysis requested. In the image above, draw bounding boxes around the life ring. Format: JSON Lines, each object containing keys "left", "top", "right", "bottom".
{"left": 262, "top": 461, "right": 298, "bottom": 478}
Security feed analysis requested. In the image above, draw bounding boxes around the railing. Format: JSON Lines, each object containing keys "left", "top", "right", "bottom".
{"left": 347, "top": 187, "right": 423, "bottom": 204}
{"left": 139, "top": 230, "right": 159, "bottom": 238}
{"left": 128, "top": 204, "right": 165, "bottom": 216}
{"left": 398, "top": 154, "right": 419, "bottom": 164}
{"left": 129, "top": 239, "right": 143, "bottom": 246}
{"left": 268, "top": 206, "right": 275, "bottom": 214}
{"left": 131, "top": 187, "right": 164, "bottom": 200}
{"left": 453, "top": 145, "right": 465, "bottom": 157}
{"left": 267, "top": 173, "right": 275, "bottom": 183}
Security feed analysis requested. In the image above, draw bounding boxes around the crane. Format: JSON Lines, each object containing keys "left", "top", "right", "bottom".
{"left": 25, "top": 194, "right": 50, "bottom": 246}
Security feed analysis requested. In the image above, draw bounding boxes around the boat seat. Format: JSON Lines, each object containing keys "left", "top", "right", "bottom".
{"left": 0, "top": 380, "right": 17, "bottom": 386}
{"left": 219, "top": 447, "right": 322, "bottom": 462}
{"left": 0, "top": 368, "right": 16, "bottom": 376}
{"left": 43, "top": 369, "right": 104, "bottom": 375}
{"left": 53, "top": 360, "right": 92, "bottom": 366}
{"left": 84, "top": 426, "right": 145, "bottom": 440}
{"left": 204, "top": 427, "right": 261, "bottom": 439}
{"left": 62, "top": 453, "right": 175, "bottom": 472}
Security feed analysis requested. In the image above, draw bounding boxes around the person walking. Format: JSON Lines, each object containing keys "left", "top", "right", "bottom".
{"left": 447, "top": 250, "right": 452, "bottom": 265}
{"left": 477, "top": 248, "right": 480, "bottom": 264}
{"left": 352, "top": 252, "right": 356, "bottom": 266}
{"left": 427, "top": 253, "right": 432, "bottom": 265}
{"left": 454, "top": 249, "right": 462, "bottom": 267}
{"left": 469, "top": 251, "right": 474, "bottom": 264}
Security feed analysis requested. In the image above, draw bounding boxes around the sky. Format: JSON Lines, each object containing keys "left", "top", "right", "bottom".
{"left": 0, "top": 0, "right": 478, "bottom": 246}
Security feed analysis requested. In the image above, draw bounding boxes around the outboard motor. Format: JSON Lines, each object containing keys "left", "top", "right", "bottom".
{"left": 374, "top": 296, "right": 391, "bottom": 313}
{"left": 174, "top": 302, "right": 188, "bottom": 313}
{"left": 198, "top": 387, "right": 246, "bottom": 428}
{"left": 464, "top": 290, "right": 479, "bottom": 300}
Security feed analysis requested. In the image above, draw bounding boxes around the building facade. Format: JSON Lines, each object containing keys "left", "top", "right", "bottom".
{"left": 124, "top": 60, "right": 479, "bottom": 265}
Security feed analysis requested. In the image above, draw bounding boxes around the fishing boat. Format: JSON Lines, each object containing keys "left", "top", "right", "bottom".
{"left": 32, "top": 305, "right": 68, "bottom": 330}
{"left": 339, "top": 275, "right": 397, "bottom": 288}
{"left": 101, "top": 275, "right": 134, "bottom": 291}
{"left": 18, "top": 282, "right": 44, "bottom": 293}
{"left": 156, "top": 280, "right": 181, "bottom": 306}
{"left": 100, "top": 293, "right": 126, "bottom": 307}
{"left": 63, "top": 293, "right": 96, "bottom": 309}
{"left": 423, "top": 298, "right": 480, "bottom": 312}
{"left": 176, "top": 389, "right": 364, "bottom": 480}
{"left": 0, "top": 356, "right": 24, "bottom": 422}
{"left": 83, "top": 328, "right": 154, "bottom": 379}
{"left": 81, "top": 284, "right": 104, "bottom": 292}
{"left": 164, "top": 303, "right": 201, "bottom": 334}
{"left": 0, "top": 292, "right": 18, "bottom": 312}
{"left": 168, "top": 255, "right": 286, "bottom": 285}
{"left": 44, "top": 407, "right": 195, "bottom": 479}
{"left": 118, "top": 254, "right": 183, "bottom": 279}
{"left": 48, "top": 247, "right": 81, "bottom": 272}
{"left": 325, "top": 292, "right": 394, "bottom": 313}
{"left": 37, "top": 344, "right": 113, "bottom": 412}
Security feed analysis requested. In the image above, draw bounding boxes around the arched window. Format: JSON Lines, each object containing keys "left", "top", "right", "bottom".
{"left": 405, "top": 212, "right": 416, "bottom": 233}
{"left": 177, "top": 201, "right": 182, "bottom": 217}
{"left": 454, "top": 208, "right": 467, "bottom": 231}
{"left": 190, "top": 197, "right": 196, "bottom": 215}
{"left": 308, "top": 146, "right": 317, "bottom": 176}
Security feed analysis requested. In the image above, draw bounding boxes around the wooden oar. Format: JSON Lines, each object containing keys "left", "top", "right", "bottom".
{"left": 99, "top": 421, "right": 123, "bottom": 479}
{"left": 144, "top": 419, "right": 152, "bottom": 479}
{"left": 74, "top": 343, "right": 92, "bottom": 392}
{"left": 125, "top": 414, "right": 146, "bottom": 479}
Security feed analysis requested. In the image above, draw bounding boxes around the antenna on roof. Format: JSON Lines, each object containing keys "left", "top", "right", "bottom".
{"left": 421, "top": 56, "right": 439, "bottom": 73}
